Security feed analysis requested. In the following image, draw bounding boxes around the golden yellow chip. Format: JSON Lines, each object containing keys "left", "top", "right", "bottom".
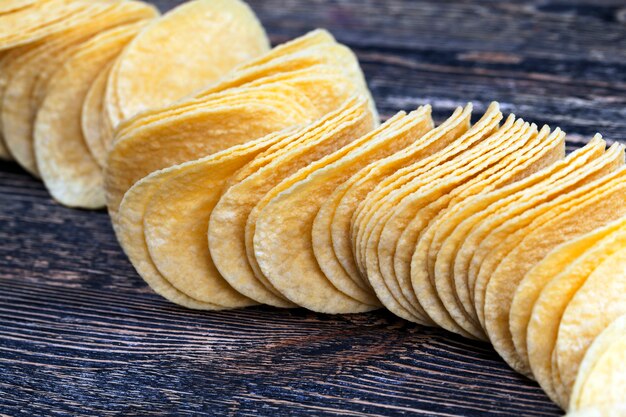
{"left": 2, "top": 0, "right": 157, "bottom": 176}
{"left": 354, "top": 103, "right": 501, "bottom": 289}
{"left": 484, "top": 161, "right": 626, "bottom": 378}
{"left": 415, "top": 125, "right": 564, "bottom": 338}
{"left": 209, "top": 96, "right": 374, "bottom": 307}
{"left": 524, "top": 181, "right": 626, "bottom": 406}
{"left": 436, "top": 138, "right": 599, "bottom": 340}
{"left": 252, "top": 108, "right": 444, "bottom": 313}
{"left": 313, "top": 106, "right": 434, "bottom": 306}
{"left": 327, "top": 105, "right": 469, "bottom": 299}
{"left": 388, "top": 115, "right": 532, "bottom": 326}
{"left": 34, "top": 21, "right": 147, "bottom": 208}
{"left": 511, "top": 207, "right": 626, "bottom": 377}
{"left": 569, "top": 315, "right": 626, "bottom": 411}
{"left": 553, "top": 228, "right": 626, "bottom": 405}
{"left": 105, "top": 83, "right": 318, "bottom": 218}
{"left": 359, "top": 104, "right": 502, "bottom": 323}
{"left": 116, "top": 128, "right": 309, "bottom": 309}
{"left": 464, "top": 140, "right": 623, "bottom": 328}
{"left": 105, "top": 0, "right": 269, "bottom": 129}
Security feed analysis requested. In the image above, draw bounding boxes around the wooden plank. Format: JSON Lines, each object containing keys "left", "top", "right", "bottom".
{"left": 2, "top": 0, "right": 625, "bottom": 415}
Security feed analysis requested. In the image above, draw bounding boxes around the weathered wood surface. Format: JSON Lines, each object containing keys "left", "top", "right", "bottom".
{"left": 2, "top": 0, "right": 625, "bottom": 415}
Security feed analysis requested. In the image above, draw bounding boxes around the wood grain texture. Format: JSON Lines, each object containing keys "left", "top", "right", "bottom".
{"left": 1, "top": 0, "right": 625, "bottom": 415}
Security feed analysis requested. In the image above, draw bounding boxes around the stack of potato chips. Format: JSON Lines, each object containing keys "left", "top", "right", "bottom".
{"left": 1, "top": 1, "right": 624, "bottom": 415}
{"left": 0, "top": 0, "right": 269, "bottom": 207}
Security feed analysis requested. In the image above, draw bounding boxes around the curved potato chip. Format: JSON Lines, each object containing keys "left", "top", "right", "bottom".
{"left": 0, "top": 0, "right": 113, "bottom": 50}
{"left": 313, "top": 106, "right": 434, "bottom": 305}
{"left": 331, "top": 106, "right": 469, "bottom": 294}
{"left": 511, "top": 212, "right": 626, "bottom": 377}
{"left": 209, "top": 97, "right": 374, "bottom": 307}
{"left": 408, "top": 121, "right": 554, "bottom": 334}
{"left": 105, "top": 84, "right": 318, "bottom": 218}
{"left": 359, "top": 104, "right": 502, "bottom": 323}
{"left": 354, "top": 103, "right": 501, "bottom": 286}
{"left": 114, "top": 65, "right": 358, "bottom": 141}
{"left": 253, "top": 110, "right": 432, "bottom": 313}
{"left": 107, "top": 0, "right": 269, "bottom": 127}
{"left": 107, "top": 29, "right": 334, "bottom": 129}
{"left": 431, "top": 129, "right": 566, "bottom": 339}
{"left": 484, "top": 162, "right": 626, "bottom": 378}
{"left": 34, "top": 21, "right": 147, "bottom": 208}
{"left": 2, "top": 0, "right": 157, "bottom": 176}
{"left": 465, "top": 140, "right": 623, "bottom": 327}
{"left": 437, "top": 137, "right": 600, "bottom": 340}
{"left": 116, "top": 130, "right": 294, "bottom": 309}
{"left": 415, "top": 125, "right": 564, "bottom": 338}
{"left": 569, "top": 315, "right": 626, "bottom": 411}
{"left": 554, "top": 234, "right": 626, "bottom": 405}
{"left": 525, "top": 183, "right": 626, "bottom": 405}
{"left": 452, "top": 139, "right": 606, "bottom": 327}
{"left": 382, "top": 117, "right": 533, "bottom": 328}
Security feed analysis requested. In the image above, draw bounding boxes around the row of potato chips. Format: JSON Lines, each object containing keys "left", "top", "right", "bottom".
{"left": 2, "top": 1, "right": 624, "bottom": 414}
{"left": 0, "top": 0, "right": 270, "bottom": 207}
{"left": 112, "top": 92, "right": 625, "bottom": 414}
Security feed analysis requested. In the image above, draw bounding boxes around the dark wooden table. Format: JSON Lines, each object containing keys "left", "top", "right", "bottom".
{"left": 2, "top": 1, "right": 625, "bottom": 415}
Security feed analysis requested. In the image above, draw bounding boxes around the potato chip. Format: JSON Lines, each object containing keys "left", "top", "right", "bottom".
{"left": 523, "top": 180, "right": 626, "bottom": 405}
{"left": 463, "top": 140, "right": 623, "bottom": 327}
{"left": 1, "top": 40, "right": 63, "bottom": 173}
{"left": 415, "top": 125, "right": 564, "bottom": 337}
{"left": 209, "top": 96, "right": 374, "bottom": 307}
{"left": 104, "top": 29, "right": 334, "bottom": 132}
{"left": 511, "top": 211, "right": 626, "bottom": 378}
{"left": 569, "top": 315, "right": 626, "bottom": 411}
{"left": 432, "top": 131, "right": 570, "bottom": 340}
{"left": 0, "top": 0, "right": 112, "bottom": 50}
{"left": 111, "top": 29, "right": 377, "bottom": 139}
{"left": 105, "top": 0, "right": 269, "bottom": 129}
{"left": 309, "top": 108, "right": 430, "bottom": 300}
{"left": 472, "top": 143, "right": 625, "bottom": 327}
{"left": 105, "top": 83, "right": 318, "bottom": 218}
{"left": 358, "top": 104, "right": 502, "bottom": 323}
{"left": 353, "top": 103, "right": 501, "bottom": 288}
{"left": 390, "top": 118, "right": 536, "bottom": 331}
{"left": 115, "top": 128, "right": 300, "bottom": 309}
{"left": 553, "top": 231, "right": 626, "bottom": 405}
{"left": 196, "top": 32, "right": 377, "bottom": 120}
{"left": 312, "top": 107, "right": 435, "bottom": 306}
{"left": 82, "top": 62, "right": 112, "bottom": 168}
{"left": 114, "top": 65, "right": 359, "bottom": 141}
{"left": 34, "top": 21, "right": 147, "bottom": 208}
{"left": 484, "top": 161, "right": 626, "bottom": 378}
{"left": 324, "top": 106, "right": 469, "bottom": 301}
{"left": 450, "top": 139, "right": 606, "bottom": 330}
{"left": 253, "top": 107, "right": 444, "bottom": 313}
{"left": 2, "top": 0, "right": 157, "bottom": 176}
